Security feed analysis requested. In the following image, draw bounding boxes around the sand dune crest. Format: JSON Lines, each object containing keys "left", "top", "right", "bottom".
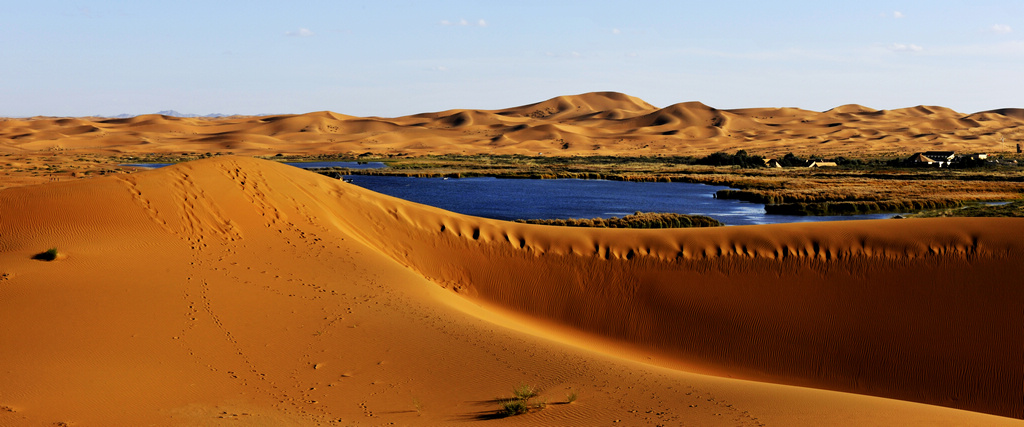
{"left": 3, "top": 92, "right": 1023, "bottom": 156}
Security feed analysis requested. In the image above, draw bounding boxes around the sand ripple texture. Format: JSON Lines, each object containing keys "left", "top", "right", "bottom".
{"left": 1, "top": 156, "right": 1021, "bottom": 426}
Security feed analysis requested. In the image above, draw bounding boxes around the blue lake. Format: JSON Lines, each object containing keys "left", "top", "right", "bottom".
{"left": 344, "top": 175, "right": 896, "bottom": 226}
{"left": 120, "top": 162, "right": 896, "bottom": 225}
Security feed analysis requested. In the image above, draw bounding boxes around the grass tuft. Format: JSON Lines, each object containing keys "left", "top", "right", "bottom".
{"left": 34, "top": 248, "right": 59, "bottom": 261}
{"left": 498, "top": 384, "right": 546, "bottom": 417}
{"left": 512, "top": 384, "right": 538, "bottom": 401}
{"left": 501, "top": 399, "right": 529, "bottom": 416}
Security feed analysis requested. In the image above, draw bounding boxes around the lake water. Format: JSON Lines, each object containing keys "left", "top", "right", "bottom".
{"left": 344, "top": 175, "right": 896, "bottom": 226}
{"left": 120, "top": 162, "right": 895, "bottom": 225}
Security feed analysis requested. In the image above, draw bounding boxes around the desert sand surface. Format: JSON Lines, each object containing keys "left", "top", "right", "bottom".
{"left": 2, "top": 156, "right": 1022, "bottom": 426}
{"left": 3, "top": 92, "right": 1023, "bottom": 161}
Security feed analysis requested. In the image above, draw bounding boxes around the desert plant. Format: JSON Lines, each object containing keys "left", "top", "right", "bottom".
{"left": 501, "top": 399, "right": 529, "bottom": 416}
{"left": 566, "top": 391, "right": 578, "bottom": 404}
{"left": 35, "top": 248, "right": 59, "bottom": 261}
{"left": 499, "top": 384, "right": 545, "bottom": 417}
{"left": 534, "top": 398, "right": 547, "bottom": 409}
{"left": 512, "top": 384, "right": 538, "bottom": 401}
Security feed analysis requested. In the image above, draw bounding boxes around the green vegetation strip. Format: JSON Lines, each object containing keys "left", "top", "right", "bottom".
{"left": 764, "top": 200, "right": 962, "bottom": 216}
{"left": 514, "top": 212, "right": 723, "bottom": 228}
{"left": 908, "top": 200, "right": 1024, "bottom": 218}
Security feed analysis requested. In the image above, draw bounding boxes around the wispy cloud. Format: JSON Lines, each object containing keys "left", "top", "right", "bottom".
{"left": 989, "top": 24, "right": 1013, "bottom": 34}
{"left": 880, "top": 11, "right": 905, "bottom": 18}
{"left": 285, "top": 28, "right": 314, "bottom": 37}
{"left": 889, "top": 43, "right": 923, "bottom": 52}
{"left": 440, "top": 18, "right": 487, "bottom": 27}
{"left": 893, "top": 11, "right": 905, "bottom": 18}
{"left": 611, "top": 28, "right": 621, "bottom": 35}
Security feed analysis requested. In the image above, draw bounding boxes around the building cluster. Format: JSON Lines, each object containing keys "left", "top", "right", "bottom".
{"left": 904, "top": 151, "right": 990, "bottom": 167}
{"left": 758, "top": 151, "right": 1007, "bottom": 169}
{"left": 763, "top": 158, "right": 837, "bottom": 168}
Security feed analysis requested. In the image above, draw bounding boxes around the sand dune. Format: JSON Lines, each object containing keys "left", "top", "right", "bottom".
{"left": 5, "top": 92, "right": 1022, "bottom": 157}
{"left": 494, "top": 91, "right": 657, "bottom": 120}
{"left": 823, "top": 104, "right": 880, "bottom": 115}
{"left": 983, "top": 108, "right": 1024, "bottom": 121}
{"left": 1, "top": 156, "right": 1021, "bottom": 425}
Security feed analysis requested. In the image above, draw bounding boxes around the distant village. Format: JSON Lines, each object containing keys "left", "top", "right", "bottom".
{"left": 765, "top": 151, "right": 998, "bottom": 169}
{"left": 899, "top": 151, "right": 991, "bottom": 168}
{"left": 696, "top": 146, "right": 1020, "bottom": 169}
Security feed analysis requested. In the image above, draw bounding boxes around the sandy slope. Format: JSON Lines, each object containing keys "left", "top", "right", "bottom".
{"left": 1, "top": 156, "right": 1021, "bottom": 426}
{"left": 2, "top": 92, "right": 1023, "bottom": 157}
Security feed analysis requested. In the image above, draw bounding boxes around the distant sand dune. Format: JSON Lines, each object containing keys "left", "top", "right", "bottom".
{"left": 5, "top": 92, "right": 1021, "bottom": 156}
{"left": 1, "top": 156, "right": 1021, "bottom": 425}
{"left": 983, "top": 108, "right": 1024, "bottom": 121}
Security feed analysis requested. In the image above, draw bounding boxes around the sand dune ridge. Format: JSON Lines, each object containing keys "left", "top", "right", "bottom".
{"left": 5, "top": 92, "right": 1022, "bottom": 156}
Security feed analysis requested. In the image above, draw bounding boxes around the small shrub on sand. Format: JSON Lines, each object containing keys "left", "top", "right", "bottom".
{"left": 566, "top": 391, "right": 578, "bottom": 404}
{"left": 501, "top": 399, "right": 529, "bottom": 416}
{"left": 34, "top": 248, "right": 59, "bottom": 261}
{"left": 412, "top": 397, "right": 422, "bottom": 414}
{"left": 499, "top": 384, "right": 545, "bottom": 417}
{"left": 513, "top": 384, "right": 538, "bottom": 400}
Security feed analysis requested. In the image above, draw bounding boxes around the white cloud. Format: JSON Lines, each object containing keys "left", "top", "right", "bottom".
{"left": 440, "top": 18, "right": 487, "bottom": 27}
{"left": 285, "top": 28, "right": 314, "bottom": 37}
{"left": 612, "top": 28, "right": 621, "bottom": 35}
{"left": 990, "top": 24, "right": 1013, "bottom": 34}
{"left": 893, "top": 11, "right": 905, "bottom": 18}
{"left": 889, "top": 43, "right": 923, "bottom": 52}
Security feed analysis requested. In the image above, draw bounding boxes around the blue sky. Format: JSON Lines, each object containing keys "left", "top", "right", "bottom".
{"left": 2, "top": 1, "right": 1021, "bottom": 117}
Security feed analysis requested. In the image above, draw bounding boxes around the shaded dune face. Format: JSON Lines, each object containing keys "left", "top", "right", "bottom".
{"left": 343, "top": 177, "right": 1024, "bottom": 419}
{"left": 3, "top": 92, "right": 1023, "bottom": 156}
{"left": 1, "top": 157, "right": 1021, "bottom": 424}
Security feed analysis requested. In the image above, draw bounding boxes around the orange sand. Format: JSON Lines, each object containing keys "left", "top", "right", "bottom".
{"left": 2, "top": 92, "right": 1023, "bottom": 158}
{"left": 1, "top": 156, "right": 1022, "bottom": 426}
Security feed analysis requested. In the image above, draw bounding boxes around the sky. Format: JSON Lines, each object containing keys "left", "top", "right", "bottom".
{"left": 2, "top": 0, "right": 1022, "bottom": 117}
